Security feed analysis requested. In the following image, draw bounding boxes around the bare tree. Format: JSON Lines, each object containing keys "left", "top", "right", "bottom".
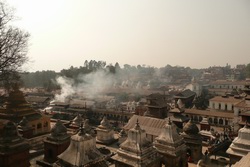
{"left": 0, "top": 1, "right": 29, "bottom": 89}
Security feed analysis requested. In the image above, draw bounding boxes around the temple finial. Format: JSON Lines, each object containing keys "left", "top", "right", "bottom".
{"left": 78, "top": 122, "right": 85, "bottom": 135}
{"left": 168, "top": 117, "right": 172, "bottom": 125}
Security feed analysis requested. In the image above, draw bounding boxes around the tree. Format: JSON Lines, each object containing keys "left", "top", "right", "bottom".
{"left": 246, "top": 63, "right": 250, "bottom": 78}
{"left": 0, "top": 1, "right": 30, "bottom": 88}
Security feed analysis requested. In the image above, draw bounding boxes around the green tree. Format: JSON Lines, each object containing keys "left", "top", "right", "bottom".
{"left": 246, "top": 63, "right": 250, "bottom": 78}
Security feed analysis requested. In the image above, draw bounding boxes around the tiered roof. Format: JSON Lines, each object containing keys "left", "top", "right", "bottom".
{"left": 0, "top": 87, "right": 43, "bottom": 123}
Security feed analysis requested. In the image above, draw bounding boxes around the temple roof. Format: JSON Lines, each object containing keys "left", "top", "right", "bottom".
{"left": 57, "top": 126, "right": 107, "bottom": 167}
{"left": 174, "top": 89, "right": 196, "bottom": 99}
{"left": 120, "top": 120, "right": 151, "bottom": 151}
{"left": 156, "top": 118, "right": 183, "bottom": 143}
{"left": 71, "top": 114, "right": 83, "bottom": 126}
{"left": 50, "top": 119, "right": 69, "bottom": 140}
{"left": 98, "top": 116, "right": 111, "bottom": 129}
{"left": 0, "top": 87, "right": 45, "bottom": 124}
{"left": 153, "top": 119, "right": 186, "bottom": 156}
{"left": 112, "top": 120, "right": 159, "bottom": 167}
{"left": 146, "top": 93, "right": 165, "bottom": 99}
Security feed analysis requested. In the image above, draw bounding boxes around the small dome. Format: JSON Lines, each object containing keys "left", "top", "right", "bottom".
{"left": 183, "top": 119, "right": 199, "bottom": 135}
{"left": 51, "top": 120, "right": 67, "bottom": 137}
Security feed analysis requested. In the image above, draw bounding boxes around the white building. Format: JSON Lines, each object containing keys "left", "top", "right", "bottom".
{"left": 209, "top": 96, "right": 243, "bottom": 112}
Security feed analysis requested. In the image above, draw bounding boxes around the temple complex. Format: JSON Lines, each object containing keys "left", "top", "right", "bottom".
{"left": 174, "top": 89, "right": 196, "bottom": 109}
{"left": 96, "top": 116, "right": 116, "bottom": 145}
{"left": 169, "top": 99, "right": 189, "bottom": 129}
{"left": 153, "top": 119, "right": 187, "bottom": 167}
{"left": 0, "top": 86, "right": 50, "bottom": 135}
{"left": 145, "top": 93, "right": 169, "bottom": 119}
{"left": 0, "top": 121, "right": 30, "bottom": 167}
{"left": 181, "top": 119, "right": 202, "bottom": 163}
{"left": 112, "top": 119, "right": 161, "bottom": 167}
{"left": 37, "top": 119, "right": 70, "bottom": 166}
{"left": 55, "top": 126, "right": 108, "bottom": 167}
{"left": 226, "top": 122, "right": 250, "bottom": 165}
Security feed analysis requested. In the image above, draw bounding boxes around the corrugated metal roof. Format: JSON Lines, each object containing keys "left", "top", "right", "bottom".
{"left": 123, "top": 115, "right": 166, "bottom": 136}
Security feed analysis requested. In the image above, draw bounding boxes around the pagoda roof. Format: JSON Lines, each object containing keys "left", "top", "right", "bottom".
{"left": 174, "top": 89, "right": 196, "bottom": 99}
{"left": 146, "top": 93, "right": 165, "bottom": 99}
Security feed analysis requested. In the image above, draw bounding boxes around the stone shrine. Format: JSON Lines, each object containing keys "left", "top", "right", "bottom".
{"left": 37, "top": 119, "right": 70, "bottom": 166}
{"left": 226, "top": 122, "right": 250, "bottom": 164}
{"left": 181, "top": 119, "right": 202, "bottom": 163}
{"left": 0, "top": 121, "right": 30, "bottom": 167}
{"left": 153, "top": 119, "right": 187, "bottom": 167}
{"left": 96, "top": 116, "right": 116, "bottom": 145}
{"left": 55, "top": 126, "right": 108, "bottom": 167}
{"left": 112, "top": 119, "right": 161, "bottom": 167}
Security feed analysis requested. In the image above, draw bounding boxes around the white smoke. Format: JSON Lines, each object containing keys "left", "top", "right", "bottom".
{"left": 77, "top": 69, "right": 115, "bottom": 98}
{"left": 54, "top": 76, "right": 76, "bottom": 102}
{"left": 54, "top": 70, "right": 115, "bottom": 102}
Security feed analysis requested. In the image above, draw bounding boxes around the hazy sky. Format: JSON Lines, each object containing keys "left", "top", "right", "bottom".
{"left": 8, "top": 0, "right": 250, "bottom": 72}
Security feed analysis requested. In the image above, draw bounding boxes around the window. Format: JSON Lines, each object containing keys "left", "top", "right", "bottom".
{"left": 48, "top": 149, "right": 53, "bottom": 157}
{"left": 37, "top": 123, "right": 42, "bottom": 129}
{"left": 44, "top": 122, "right": 48, "bottom": 127}
{"left": 219, "top": 119, "right": 223, "bottom": 125}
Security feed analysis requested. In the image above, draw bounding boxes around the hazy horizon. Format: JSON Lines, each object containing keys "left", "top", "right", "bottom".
{"left": 8, "top": 0, "right": 250, "bottom": 72}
